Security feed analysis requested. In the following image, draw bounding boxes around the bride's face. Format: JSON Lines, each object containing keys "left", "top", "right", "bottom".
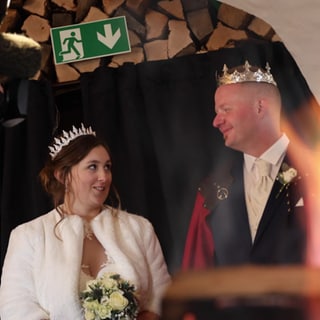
{"left": 66, "top": 145, "right": 112, "bottom": 215}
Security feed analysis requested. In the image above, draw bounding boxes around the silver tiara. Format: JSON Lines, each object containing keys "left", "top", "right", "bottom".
{"left": 48, "top": 123, "right": 96, "bottom": 159}
{"left": 217, "top": 60, "right": 277, "bottom": 87}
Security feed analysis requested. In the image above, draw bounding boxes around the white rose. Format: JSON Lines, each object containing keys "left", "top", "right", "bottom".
{"left": 101, "top": 275, "right": 118, "bottom": 289}
{"left": 283, "top": 168, "right": 297, "bottom": 183}
{"left": 83, "top": 300, "right": 100, "bottom": 310}
{"left": 97, "top": 304, "right": 112, "bottom": 319}
{"left": 84, "top": 309, "right": 96, "bottom": 320}
{"left": 109, "top": 291, "right": 129, "bottom": 310}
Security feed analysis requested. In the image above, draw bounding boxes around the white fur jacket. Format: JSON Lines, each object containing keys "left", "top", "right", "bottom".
{"left": 0, "top": 207, "right": 171, "bottom": 320}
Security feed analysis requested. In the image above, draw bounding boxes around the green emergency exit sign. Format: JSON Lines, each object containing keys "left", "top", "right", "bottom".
{"left": 50, "top": 16, "right": 131, "bottom": 64}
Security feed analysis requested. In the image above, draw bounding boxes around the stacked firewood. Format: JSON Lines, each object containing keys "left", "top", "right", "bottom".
{"left": 0, "top": 0, "right": 281, "bottom": 83}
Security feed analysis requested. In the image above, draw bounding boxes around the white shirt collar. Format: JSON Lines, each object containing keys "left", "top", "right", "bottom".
{"left": 244, "top": 134, "right": 289, "bottom": 172}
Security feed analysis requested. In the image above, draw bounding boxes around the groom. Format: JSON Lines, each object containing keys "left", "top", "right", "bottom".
{"left": 182, "top": 61, "right": 307, "bottom": 269}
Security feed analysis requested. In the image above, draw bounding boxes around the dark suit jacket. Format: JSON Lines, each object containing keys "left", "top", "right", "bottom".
{"left": 182, "top": 147, "right": 307, "bottom": 269}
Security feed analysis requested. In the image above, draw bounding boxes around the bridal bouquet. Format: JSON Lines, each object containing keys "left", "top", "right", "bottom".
{"left": 80, "top": 272, "right": 139, "bottom": 320}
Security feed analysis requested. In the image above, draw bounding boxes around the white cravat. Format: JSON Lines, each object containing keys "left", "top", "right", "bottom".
{"left": 248, "top": 158, "right": 273, "bottom": 240}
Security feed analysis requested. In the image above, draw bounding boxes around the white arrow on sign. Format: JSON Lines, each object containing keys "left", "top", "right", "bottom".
{"left": 97, "top": 24, "right": 121, "bottom": 49}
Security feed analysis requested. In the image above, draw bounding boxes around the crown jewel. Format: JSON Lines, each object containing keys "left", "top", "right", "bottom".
{"left": 48, "top": 123, "right": 96, "bottom": 159}
{"left": 217, "top": 60, "right": 277, "bottom": 87}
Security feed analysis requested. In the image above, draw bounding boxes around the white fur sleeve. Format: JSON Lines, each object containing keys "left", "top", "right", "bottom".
{"left": 0, "top": 226, "right": 49, "bottom": 320}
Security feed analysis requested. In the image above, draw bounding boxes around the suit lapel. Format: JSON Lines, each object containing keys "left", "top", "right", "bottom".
{"left": 254, "top": 178, "right": 285, "bottom": 243}
{"left": 203, "top": 152, "right": 252, "bottom": 263}
{"left": 254, "top": 150, "right": 301, "bottom": 244}
{"left": 212, "top": 160, "right": 252, "bottom": 245}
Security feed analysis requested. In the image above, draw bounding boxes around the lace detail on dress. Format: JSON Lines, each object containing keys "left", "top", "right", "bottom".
{"left": 81, "top": 262, "right": 107, "bottom": 273}
{"left": 79, "top": 260, "right": 116, "bottom": 291}
{"left": 80, "top": 218, "right": 116, "bottom": 291}
{"left": 79, "top": 250, "right": 115, "bottom": 291}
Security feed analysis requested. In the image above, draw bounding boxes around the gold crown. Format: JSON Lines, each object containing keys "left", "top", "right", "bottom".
{"left": 217, "top": 60, "right": 277, "bottom": 87}
{"left": 48, "top": 123, "right": 96, "bottom": 159}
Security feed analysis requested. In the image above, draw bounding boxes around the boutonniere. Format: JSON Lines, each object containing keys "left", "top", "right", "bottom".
{"left": 276, "top": 163, "right": 298, "bottom": 198}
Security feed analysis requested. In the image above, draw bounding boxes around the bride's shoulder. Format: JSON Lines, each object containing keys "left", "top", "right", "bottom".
{"left": 13, "top": 208, "right": 59, "bottom": 233}
{"left": 107, "top": 207, "right": 153, "bottom": 229}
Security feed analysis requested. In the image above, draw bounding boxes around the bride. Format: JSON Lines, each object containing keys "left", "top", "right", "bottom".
{"left": 0, "top": 124, "right": 171, "bottom": 320}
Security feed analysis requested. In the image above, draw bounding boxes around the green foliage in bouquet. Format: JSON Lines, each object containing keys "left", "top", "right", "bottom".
{"left": 80, "top": 272, "right": 139, "bottom": 320}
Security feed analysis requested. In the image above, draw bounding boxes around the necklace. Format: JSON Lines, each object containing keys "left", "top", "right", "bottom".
{"left": 83, "top": 220, "right": 94, "bottom": 240}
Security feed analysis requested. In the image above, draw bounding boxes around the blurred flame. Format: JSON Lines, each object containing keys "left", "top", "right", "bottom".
{"left": 281, "top": 96, "right": 320, "bottom": 267}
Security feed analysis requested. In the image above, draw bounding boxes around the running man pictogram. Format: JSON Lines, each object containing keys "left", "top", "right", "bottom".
{"left": 58, "top": 28, "right": 84, "bottom": 61}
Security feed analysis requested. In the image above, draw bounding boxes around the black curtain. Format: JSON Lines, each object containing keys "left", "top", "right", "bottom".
{"left": 1, "top": 40, "right": 319, "bottom": 274}
{"left": 0, "top": 79, "right": 56, "bottom": 267}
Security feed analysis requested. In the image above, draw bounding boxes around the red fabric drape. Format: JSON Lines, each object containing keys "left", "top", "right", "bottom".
{"left": 182, "top": 191, "right": 215, "bottom": 270}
